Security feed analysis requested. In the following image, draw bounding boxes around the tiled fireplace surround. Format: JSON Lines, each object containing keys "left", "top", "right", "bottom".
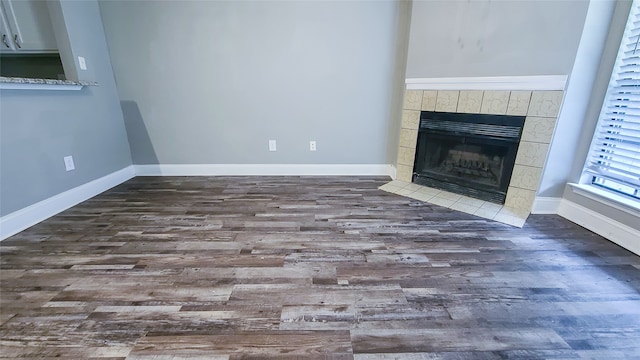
{"left": 382, "top": 88, "right": 564, "bottom": 227}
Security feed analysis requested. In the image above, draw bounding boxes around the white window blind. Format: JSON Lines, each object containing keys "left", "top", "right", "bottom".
{"left": 586, "top": 0, "right": 640, "bottom": 200}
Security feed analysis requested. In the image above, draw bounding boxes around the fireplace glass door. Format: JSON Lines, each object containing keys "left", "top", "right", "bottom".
{"left": 413, "top": 112, "right": 525, "bottom": 204}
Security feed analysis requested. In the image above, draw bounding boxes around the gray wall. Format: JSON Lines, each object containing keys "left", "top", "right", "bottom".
{"left": 406, "top": 0, "right": 589, "bottom": 78}
{"left": 99, "top": 0, "right": 409, "bottom": 165}
{"left": 539, "top": 0, "right": 623, "bottom": 198}
{"left": 0, "top": 0, "right": 132, "bottom": 216}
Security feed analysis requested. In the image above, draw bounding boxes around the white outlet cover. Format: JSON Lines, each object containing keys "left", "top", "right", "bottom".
{"left": 268, "top": 140, "right": 277, "bottom": 151}
{"left": 64, "top": 156, "right": 75, "bottom": 171}
{"left": 78, "top": 56, "right": 87, "bottom": 70}
{"left": 310, "top": 141, "right": 317, "bottom": 151}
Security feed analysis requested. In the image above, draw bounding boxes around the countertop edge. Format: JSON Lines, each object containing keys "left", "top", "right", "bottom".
{"left": 0, "top": 76, "right": 98, "bottom": 90}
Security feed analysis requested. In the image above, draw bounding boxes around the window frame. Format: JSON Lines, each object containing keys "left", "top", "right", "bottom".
{"left": 581, "top": 0, "right": 640, "bottom": 206}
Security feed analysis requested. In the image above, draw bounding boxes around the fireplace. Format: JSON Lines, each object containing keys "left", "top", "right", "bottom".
{"left": 413, "top": 111, "right": 525, "bottom": 204}
{"left": 393, "top": 87, "right": 563, "bottom": 226}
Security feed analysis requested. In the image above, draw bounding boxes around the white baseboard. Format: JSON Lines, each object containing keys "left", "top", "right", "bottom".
{"left": 0, "top": 166, "right": 135, "bottom": 241}
{"left": 531, "top": 197, "right": 562, "bottom": 214}
{"left": 389, "top": 165, "right": 397, "bottom": 180}
{"left": 558, "top": 199, "right": 640, "bottom": 256}
{"left": 134, "top": 164, "right": 396, "bottom": 177}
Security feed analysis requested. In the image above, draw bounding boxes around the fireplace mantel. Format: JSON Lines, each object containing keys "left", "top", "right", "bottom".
{"left": 405, "top": 75, "right": 567, "bottom": 91}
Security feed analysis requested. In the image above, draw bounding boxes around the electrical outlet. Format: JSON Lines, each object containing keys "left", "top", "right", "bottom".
{"left": 309, "top": 140, "right": 316, "bottom": 151}
{"left": 64, "top": 156, "right": 75, "bottom": 171}
{"left": 78, "top": 56, "right": 87, "bottom": 70}
{"left": 269, "top": 140, "right": 277, "bottom": 151}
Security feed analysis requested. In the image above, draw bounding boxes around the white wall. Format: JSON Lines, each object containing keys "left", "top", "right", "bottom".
{"left": 99, "top": 0, "right": 410, "bottom": 166}
{"left": 406, "top": 0, "right": 589, "bottom": 78}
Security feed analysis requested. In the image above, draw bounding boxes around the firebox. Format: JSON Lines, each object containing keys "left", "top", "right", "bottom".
{"left": 413, "top": 111, "right": 525, "bottom": 204}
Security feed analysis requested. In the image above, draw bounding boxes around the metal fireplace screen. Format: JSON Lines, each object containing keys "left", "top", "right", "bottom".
{"left": 413, "top": 111, "right": 526, "bottom": 204}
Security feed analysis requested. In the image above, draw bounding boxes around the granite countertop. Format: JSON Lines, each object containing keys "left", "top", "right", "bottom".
{"left": 0, "top": 76, "right": 97, "bottom": 87}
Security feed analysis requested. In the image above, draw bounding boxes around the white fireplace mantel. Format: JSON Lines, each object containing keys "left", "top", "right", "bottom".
{"left": 405, "top": 75, "right": 568, "bottom": 91}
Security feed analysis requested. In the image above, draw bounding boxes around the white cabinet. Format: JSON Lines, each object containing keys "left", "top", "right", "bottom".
{"left": 0, "top": 0, "right": 57, "bottom": 53}
{"left": 0, "top": 3, "right": 13, "bottom": 50}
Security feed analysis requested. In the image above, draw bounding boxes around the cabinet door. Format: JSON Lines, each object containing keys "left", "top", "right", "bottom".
{"left": 1, "top": 0, "right": 57, "bottom": 52}
{"left": 0, "top": 4, "right": 15, "bottom": 51}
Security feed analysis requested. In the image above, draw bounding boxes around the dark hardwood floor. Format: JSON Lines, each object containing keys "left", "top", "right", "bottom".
{"left": 1, "top": 176, "right": 640, "bottom": 359}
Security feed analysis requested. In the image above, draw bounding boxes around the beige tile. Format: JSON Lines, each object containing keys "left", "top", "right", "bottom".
{"left": 506, "top": 91, "right": 531, "bottom": 116}
{"left": 404, "top": 183, "right": 423, "bottom": 192}
{"left": 437, "top": 191, "right": 463, "bottom": 201}
{"left": 496, "top": 206, "right": 530, "bottom": 219}
{"left": 404, "top": 90, "right": 423, "bottom": 110}
{"left": 522, "top": 116, "right": 557, "bottom": 144}
{"left": 413, "top": 192, "right": 437, "bottom": 202}
{"left": 380, "top": 184, "right": 403, "bottom": 194}
{"left": 510, "top": 165, "right": 542, "bottom": 191}
{"left": 407, "top": 191, "right": 425, "bottom": 200}
{"left": 515, "top": 141, "right": 549, "bottom": 168}
{"left": 435, "top": 91, "right": 459, "bottom": 112}
{"left": 480, "top": 202, "right": 503, "bottom": 211}
{"left": 396, "top": 188, "right": 416, "bottom": 196}
{"left": 492, "top": 213, "right": 527, "bottom": 228}
{"left": 422, "top": 90, "right": 437, "bottom": 111}
{"left": 396, "top": 165, "right": 413, "bottom": 182}
{"left": 494, "top": 206, "right": 530, "bottom": 227}
{"left": 528, "top": 91, "right": 564, "bottom": 117}
{"left": 480, "top": 91, "right": 509, "bottom": 115}
{"left": 399, "top": 128, "right": 418, "bottom": 149}
{"left": 401, "top": 110, "right": 421, "bottom": 130}
{"left": 504, "top": 187, "right": 536, "bottom": 211}
{"left": 399, "top": 129, "right": 418, "bottom": 149}
{"left": 406, "top": 192, "right": 422, "bottom": 200}
{"left": 397, "top": 146, "right": 416, "bottom": 167}
{"left": 429, "top": 196, "right": 457, "bottom": 208}
{"left": 417, "top": 186, "right": 442, "bottom": 197}
{"left": 457, "top": 91, "right": 483, "bottom": 113}
{"left": 389, "top": 180, "right": 411, "bottom": 188}
{"left": 474, "top": 207, "right": 500, "bottom": 219}
{"left": 493, "top": 207, "right": 529, "bottom": 227}
{"left": 456, "top": 196, "right": 486, "bottom": 208}
{"left": 450, "top": 202, "right": 480, "bottom": 215}
{"left": 378, "top": 183, "right": 392, "bottom": 191}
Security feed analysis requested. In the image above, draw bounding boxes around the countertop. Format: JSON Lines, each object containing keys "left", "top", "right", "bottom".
{"left": 0, "top": 76, "right": 97, "bottom": 86}
{"left": 0, "top": 76, "right": 97, "bottom": 90}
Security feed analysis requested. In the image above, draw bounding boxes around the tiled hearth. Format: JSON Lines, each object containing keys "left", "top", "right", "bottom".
{"left": 382, "top": 88, "right": 564, "bottom": 227}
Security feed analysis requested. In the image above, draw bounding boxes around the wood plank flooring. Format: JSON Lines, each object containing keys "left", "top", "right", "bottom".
{"left": 1, "top": 176, "right": 640, "bottom": 359}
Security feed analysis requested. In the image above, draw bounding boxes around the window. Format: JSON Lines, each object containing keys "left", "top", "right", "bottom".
{"left": 585, "top": 0, "right": 640, "bottom": 200}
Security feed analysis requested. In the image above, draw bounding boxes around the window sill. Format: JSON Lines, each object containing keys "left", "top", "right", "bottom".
{"left": 569, "top": 183, "right": 640, "bottom": 216}
{"left": 0, "top": 76, "right": 97, "bottom": 91}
